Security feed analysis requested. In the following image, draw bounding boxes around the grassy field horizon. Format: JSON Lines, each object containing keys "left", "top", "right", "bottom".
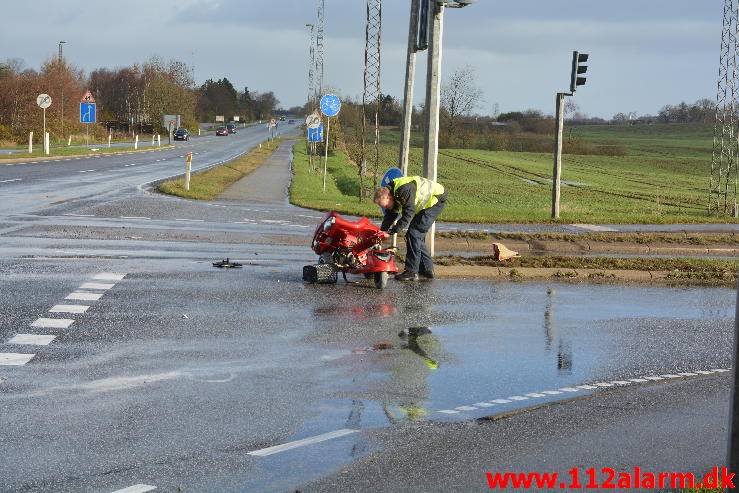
{"left": 290, "top": 123, "right": 736, "bottom": 224}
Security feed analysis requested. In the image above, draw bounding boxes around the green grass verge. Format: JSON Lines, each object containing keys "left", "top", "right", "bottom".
{"left": 290, "top": 123, "right": 736, "bottom": 224}
{"left": 438, "top": 231, "right": 737, "bottom": 246}
{"left": 157, "top": 139, "right": 279, "bottom": 200}
{"left": 0, "top": 144, "right": 173, "bottom": 159}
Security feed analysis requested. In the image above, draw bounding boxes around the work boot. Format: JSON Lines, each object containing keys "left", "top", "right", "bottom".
{"left": 419, "top": 269, "right": 434, "bottom": 280}
{"left": 395, "top": 270, "right": 419, "bottom": 282}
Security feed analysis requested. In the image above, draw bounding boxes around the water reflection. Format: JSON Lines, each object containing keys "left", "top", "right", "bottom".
{"left": 543, "top": 288, "right": 573, "bottom": 374}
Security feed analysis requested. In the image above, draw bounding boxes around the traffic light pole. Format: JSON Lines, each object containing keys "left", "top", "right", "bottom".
{"left": 552, "top": 50, "right": 588, "bottom": 219}
{"left": 552, "top": 92, "right": 566, "bottom": 219}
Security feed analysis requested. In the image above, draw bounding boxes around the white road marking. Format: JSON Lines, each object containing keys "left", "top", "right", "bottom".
{"left": 248, "top": 428, "right": 358, "bottom": 457}
{"left": 8, "top": 334, "right": 56, "bottom": 345}
{"left": 433, "top": 367, "right": 731, "bottom": 419}
{"left": 455, "top": 406, "right": 478, "bottom": 411}
{"left": 66, "top": 292, "right": 103, "bottom": 301}
{"left": 120, "top": 216, "right": 150, "bottom": 220}
{"left": 93, "top": 273, "right": 126, "bottom": 281}
{"left": 63, "top": 213, "right": 95, "bottom": 217}
{"left": 0, "top": 353, "right": 35, "bottom": 365}
{"left": 79, "top": 282, "right": 115, "bottom": 290}
{"left": 31, "top": 318, "right": 74, "bottom": 329}
{"left": 109, "top": 485, "right": 157, "bottom": 493}
{"left": 175, "top": 218, "right": 205, "bottom": 222}
{"left": 571, "top": 224, "right": 619, "bottom": 232}
{"left": 50, "top": 304, "right": 89, "bottom": 314}
{"left": 0, "top": 178, "right": 21, "bottom": 183}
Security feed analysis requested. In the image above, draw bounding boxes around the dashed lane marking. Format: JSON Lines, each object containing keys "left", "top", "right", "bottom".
{"left": 7, "top": 334, "right": 56, "bottom": 345}
{"left": 49, "top": 304, "right": 89, "bottom": 314}
{"left": 31, "top": 318, "right": 74, "bottom": 329}
{"left": 92, "top": 273, "right": 126, "bottom": 281}
{"left": 0, "top": 353, "right": 35, "bottom": 366}
{"left": 248, "top": 429, "right": 358, "bottom": 457}
{"left": 435, "top": 367, "right": 732, "bottom": 416}
{"left": 109, "top": 485, "right": 157, "bottom": 493}
{"left": 66, "top": 292, "right": 103, "bottom": 301}
{"left": 79, "top": 282, "right": 115, "bottom": 290}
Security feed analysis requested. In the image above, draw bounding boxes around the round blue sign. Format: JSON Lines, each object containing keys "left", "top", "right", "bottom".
{"left": 320, "top": 93, "right": 341, "bottom": 117}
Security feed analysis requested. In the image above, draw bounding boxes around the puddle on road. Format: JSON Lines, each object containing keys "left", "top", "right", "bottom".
{"left": 311, "top": 282, "right": 735, "bottom": 426}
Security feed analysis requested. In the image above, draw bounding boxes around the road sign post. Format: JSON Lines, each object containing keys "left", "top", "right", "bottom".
{"left": 320, "top": 94, "right": 341, "bottom": 192}
{"left": 37, "top": 94, "right": 52, "bottom": 155}
{"left": 80, "top": 90, "right": 96, "bottom": 149}
{"left": 306, "top": 112, "right": 322, "bottom": 172}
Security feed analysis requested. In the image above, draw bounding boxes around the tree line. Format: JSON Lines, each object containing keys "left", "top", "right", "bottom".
{"left": 0, "top": 56, "right": 283, "bottom": 144}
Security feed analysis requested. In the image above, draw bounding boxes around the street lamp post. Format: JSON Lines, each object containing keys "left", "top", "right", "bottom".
{"left": 58, "top": 41, "right": 66, "bottom": 141}
{"left": 420, "top": 0, "right": 476, "bottom": 255}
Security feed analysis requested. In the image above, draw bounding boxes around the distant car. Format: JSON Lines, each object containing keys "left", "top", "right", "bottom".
{"left": 173, "top": 128, "right": 189, "bottom": 141}
{"left": 279, "top": 116, "right": 285, "bottom": 121}
{"left": 226, "top": 123, "right": 237, "bottom": 134}
{"left": 288, "top": 119, "right": 294, "bottom": 124}
{"left": 216, "top": 126, "right": 229, "bottom": 136}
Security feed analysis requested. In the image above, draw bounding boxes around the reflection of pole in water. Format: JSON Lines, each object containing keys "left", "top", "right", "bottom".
{"left": 557, "top": 340, "right": 573, "bottom": 373}
{"left": 544, "top": 288, "right": 555, "bottom": 350}
{"left": 544, "top": 288, "right": 573, "bottom": 374}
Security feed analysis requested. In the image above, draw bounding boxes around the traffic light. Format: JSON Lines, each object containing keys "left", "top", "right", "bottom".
{"left": 570, "top": 51, "right": 589, "bottom": 93}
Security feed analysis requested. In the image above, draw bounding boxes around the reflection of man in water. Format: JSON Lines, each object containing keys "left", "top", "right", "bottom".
{"left": 384, "top": 326, "right": 442, "bottom": 422}
{"left": 401, "top": 327, "right": 439, "bottom": 370}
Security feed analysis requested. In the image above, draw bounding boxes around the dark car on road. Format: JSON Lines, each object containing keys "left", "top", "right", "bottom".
{"left": 226, "top": 123, "right": 237, "bottom": 134}
{"left": 216, "top": 126, "right": 229, "bottom": 136}
{"left": 173, "top": 128, "right": 190, "bottom": 141}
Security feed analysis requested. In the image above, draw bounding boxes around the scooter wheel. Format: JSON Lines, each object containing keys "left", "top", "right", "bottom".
{"left": 374, "top": 271, "right": 388, "bottom": 289}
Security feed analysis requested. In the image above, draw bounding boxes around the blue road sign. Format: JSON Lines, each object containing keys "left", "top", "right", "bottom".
{"left": 319, "top": 94, "right": 341, "bottom": 117}
{"left": 307, "top": 123, "right": 324, "bottom": 142}
{"left": 80, "top": 102, "right": 96, "bottom": 123}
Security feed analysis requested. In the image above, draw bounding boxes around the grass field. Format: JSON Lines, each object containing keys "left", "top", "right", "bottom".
{"left": 290, "top": 123, "right": 733, "bottom": 224}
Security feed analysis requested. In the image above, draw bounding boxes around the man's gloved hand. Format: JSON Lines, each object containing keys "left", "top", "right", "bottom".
{"left": 386, "top": 226, "right": 398, "bottom": 235}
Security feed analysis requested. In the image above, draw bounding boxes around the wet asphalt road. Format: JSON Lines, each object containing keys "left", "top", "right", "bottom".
{"left": 0, "top": 132, "right": 736, "bottom": 492}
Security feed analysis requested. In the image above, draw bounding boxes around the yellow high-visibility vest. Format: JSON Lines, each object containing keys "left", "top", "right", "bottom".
{"left": 391, "top": 176, "right": 444, "bottom": 213}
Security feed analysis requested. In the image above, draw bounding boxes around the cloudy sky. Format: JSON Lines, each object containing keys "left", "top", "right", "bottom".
{"left": 1, "top": 0, "right": 721, "bottom": 119}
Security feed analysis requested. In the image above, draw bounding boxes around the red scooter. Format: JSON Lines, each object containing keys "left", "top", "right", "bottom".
{"left": 303, "top": 211, "right": 399, "bottom": 289}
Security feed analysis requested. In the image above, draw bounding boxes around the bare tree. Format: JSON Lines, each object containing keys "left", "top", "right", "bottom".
{"left": 440, "top": 65, "right": 484, "bottom": 132}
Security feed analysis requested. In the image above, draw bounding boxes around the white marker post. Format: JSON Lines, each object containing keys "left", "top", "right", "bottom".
{"left": 185, "top": 152, "right": 192, "bottom": 191}
{"left": 36, "top": 94, "right": 52, "bottom": 155}
{"left": 28, "top": 132, "right": 33, "bottom": 153}
{"left": 134, "top": 134, "right": 139, "bottom": 150}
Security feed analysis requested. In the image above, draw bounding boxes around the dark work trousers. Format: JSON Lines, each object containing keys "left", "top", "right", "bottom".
{"left": 404, "top": 200, "right": 446, "bottom": 274}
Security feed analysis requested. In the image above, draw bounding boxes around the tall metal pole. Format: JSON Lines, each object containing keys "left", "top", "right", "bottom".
{"left": 399, "top": 0, "right": 421, "bottom": 176}
{"left": 421, "top": 0, "right": 444, "bottom": 256}
{"left": 59, "top": 41, "right": 66, "bottom": 142}
{"left": 306, "top": 24, "right": 316, "bottom": 109}
{"left": 316, "top": 0, "right": 325, "bottom": 99}
{"left": 552, "top": 92, "right": 565, "bottom": 219}
{"left": 729, "top": 277, "right": 739, "bottom": 472}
